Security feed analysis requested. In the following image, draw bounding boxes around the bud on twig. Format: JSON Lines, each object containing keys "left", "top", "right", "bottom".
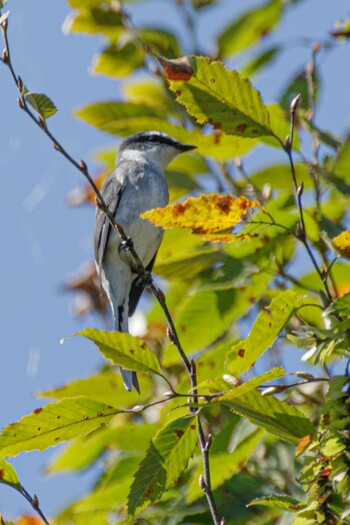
{"left": 2, "top": 47, "right": 8, "bottom": 63}
{"left": 205, "top": 433, "right": 213, "bottom": 451}
{"left": 305, "top": 62, "right": 313, "bottom": 76}
{"left": 296, "top": 223, "right": 304, "bottom": 241}
{"left": 79, "top": 159, "right": 88, "bottom": 174}
{"left": 190, "top": 358, "right": 196, "bottom": 376}
{"left": 199, "top": 474, "right": 206, "bottom": 490}
{"left": 17, "top": 75, "right": 23, "bottom": 92}
{"left": 166, "top": 325, "right": 176, "bottom": 343}
{"left": 290, "top": 93, "right": 301, "bottom": 113}
{"left": 163, "top": 390, "right": 174, "bottom": 398}
{"left": 312, "top": 41, "right": 321, "bottom": 54}
{"left": 261, "top": 385, "right": 285, "bottom": 396}
{"left": 33, "top": 494, "right": 39, "bottom": 508}
{"left": 297, "top": 182, "right": 304, "bottom": 198}
{"left": 284, "top": 134, "right": 291, "bottom": 151}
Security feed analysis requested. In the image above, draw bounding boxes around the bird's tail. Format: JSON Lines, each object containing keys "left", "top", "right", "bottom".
{"left": 120, "top": 368, "right": 140, "bottom": 394}
{"left": 115, "top": 302, "right": 140, "bottom": 394}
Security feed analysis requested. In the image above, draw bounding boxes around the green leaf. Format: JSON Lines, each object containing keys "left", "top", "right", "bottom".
{"left": 0, "top": 0, "right": 7, "bottom": 10}
{"left": 335, "top": 134, "right": 350, "bottom": 182}
{"left": 37, "top": 369, "right": 152, "bottom": 405}
{"left": 92, "top": 41, "right": 144, "bottom": 78}
{"left": 163, "top": 55, "right": 274, "bottom": 138}
{"left": 138, "top": 27, "right": 181, "bottom": 58}
{"left": 248, "top": 163, "right": 314, "bottom": 191}
{"left": 168, "top": 271, "right": 271, "bottom": 356}
{"left": 241, "top": 46, "right": 281, "bottom": 78}
{"left": 279, "top": 68, "right": 319, "bottom": 111}
{"left": 226, "top": 290, "right": 307, "bottom": 376}
{"left": 122, "top": 77, "right": 176, "bottom": 113}
{"left": 0, "top": 397, "right": 119, "bottom": 457}
{"left": 249, "top": 494, "right": 304, "bottom": 512}
{"left": 63, "top": 6, "right": 123, "bottom": 39}
{"left": 23, "top": 92, "right": 57, "bottom": 119}
{"left": 127, "top": 416, "right": 198, "bottom": 515}
{"left": 0, "top": 459, "right": 21, "bottom": 489}
{"left": 263, "top": 102, "right": 300, "bottom": 149}
{"left": 325, "top": 291, "right": 350, "bottom": 317}
{"left": 155, "top": 229, "right": 220, "bottom": 281}
{"left": 217, "top": 0, "right": 283, "bottom": 57}
{"left": 219, "top": 368, "right": 285, "bottom": 401}
{"left": 222, "top": 389, "right": 315, "bottom": 443}
{"left": 71, "top": 328, "right": 163, "bottom": 377}
{"left": 66, "top": 0, "right": 112, "bottom": 8}
{"left": 48, "top": 421, "right": 160, "bottom": 473}
{"left": 331, "top": 18, "right": 350, "bottom": 39}
{"left": 74, "top": 101, "right": 163, "bottom": 133}
{"left": 75, "top": 100, "right": 256, "bottom": 160}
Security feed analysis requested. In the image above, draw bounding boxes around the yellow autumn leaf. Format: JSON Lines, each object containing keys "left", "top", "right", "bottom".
{"left": 141, "top": 193, "right": 260, "bottom": 242}
{"left": 332, "top": 230, "right": 350, "bottom": 258}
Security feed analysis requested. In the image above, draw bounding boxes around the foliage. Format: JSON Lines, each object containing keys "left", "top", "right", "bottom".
{"left": 1, "top": 1, "right": 350, "bottom": 524}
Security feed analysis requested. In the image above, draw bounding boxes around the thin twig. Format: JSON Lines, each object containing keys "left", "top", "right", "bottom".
{"left": 258, "top": 377, "right": 329, "bottom": 392}
{"left": 0, "top": 481, "right": 51, "bottom": 525}
{"left": 191, "top": 361, "right": 221, "bottom": 525}
{"left": 284, "top": 95, "right": 333, "bottom": 303}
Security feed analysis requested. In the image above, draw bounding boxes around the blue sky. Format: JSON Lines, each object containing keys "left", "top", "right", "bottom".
{"left": 0, "top": 0, "right": 349, "bottom": 519}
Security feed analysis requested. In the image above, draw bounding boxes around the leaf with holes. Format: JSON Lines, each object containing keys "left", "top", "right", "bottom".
{"left": 160, "top": 55, "right": 274, "bottom": 138}
{"left": 0, "top": 397, "right": 119, "bottom": 457}
{"left": 128, "top": 416, "right": 198, "bottom": 516}
{"left": 141, "top": 193, "right": 260, "bottom": 242}
{"left": 23, "top": 92, "right": 57, "bottom": 119}
{"left": 70, "top": 328, "right": 163, "bottom": 377}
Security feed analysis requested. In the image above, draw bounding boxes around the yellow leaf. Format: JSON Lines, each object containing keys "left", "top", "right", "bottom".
{"left": 141, "top": 193, "right": 260, "bottom": 242}
{"left": 332, "top": 230, "right": 350, "bottom": 258}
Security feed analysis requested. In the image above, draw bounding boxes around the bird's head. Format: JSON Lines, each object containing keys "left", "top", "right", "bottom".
{"left": 118, "top": 131, "right": 196, "bottom": 169}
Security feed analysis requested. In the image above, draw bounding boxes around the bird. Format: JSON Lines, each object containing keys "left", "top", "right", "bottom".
{"left": 94, "top": 131, "right": 196, "bottom": 393}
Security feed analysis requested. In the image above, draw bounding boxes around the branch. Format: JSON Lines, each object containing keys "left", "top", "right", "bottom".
{"left": 284, "top": 94, "right": 333, "bottom": 304}
{"left": 0, "top": 482, "right": 50, "bottom": 525}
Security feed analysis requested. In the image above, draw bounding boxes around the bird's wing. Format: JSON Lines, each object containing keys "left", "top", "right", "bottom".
{"left": 128, "top": 250, "right": 158, "bottom": 317}
{"left": 94, "top": 174, "right": 123, "bottom": 272}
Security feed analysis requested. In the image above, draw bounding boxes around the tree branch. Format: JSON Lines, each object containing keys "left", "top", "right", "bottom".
{"left": 284, "top": 94, "right": 333, "bottom": 303}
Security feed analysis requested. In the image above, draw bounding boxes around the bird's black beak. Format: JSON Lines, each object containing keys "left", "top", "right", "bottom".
{"left": 178, "top": 143, "right": 197, "bottom": 152}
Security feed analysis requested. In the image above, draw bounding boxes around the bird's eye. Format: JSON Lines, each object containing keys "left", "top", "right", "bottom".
{"left": 147, "top": 136, "right": 159, "bottom": 143}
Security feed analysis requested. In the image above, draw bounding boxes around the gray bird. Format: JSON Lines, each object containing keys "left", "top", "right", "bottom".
{"left": 94, "top": 131, "right": 196, "bottom": 393}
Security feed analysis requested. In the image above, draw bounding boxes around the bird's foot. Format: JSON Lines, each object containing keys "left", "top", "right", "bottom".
{"left": 120, "top": 237, "right": 134, "bottom": 252}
